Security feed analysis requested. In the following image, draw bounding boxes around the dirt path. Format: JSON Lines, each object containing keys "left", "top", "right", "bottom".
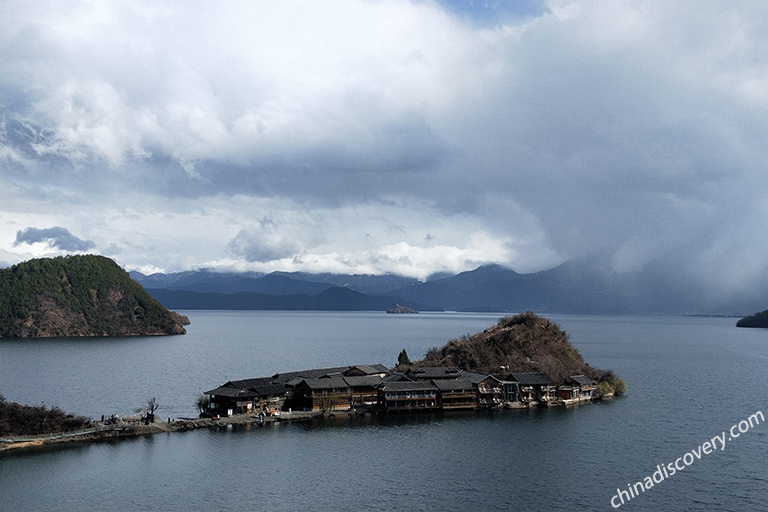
{"left": 1, "top": 411, "right": 323, "bottom": 452}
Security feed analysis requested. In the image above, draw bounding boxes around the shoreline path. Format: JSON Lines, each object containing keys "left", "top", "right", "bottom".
{"left": 0, "top": 410, "right": 323, "bottom": 452}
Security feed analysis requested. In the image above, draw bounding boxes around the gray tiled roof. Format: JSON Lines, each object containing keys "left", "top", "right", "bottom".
{"left": 251, "top": 383, "right": 289, "bottom": 397}
{"left": 343, "top": 375, "right": 385, "bottom": 387}
{"left": 204, "top": 386, "right": 259, "bottom": 399}
{"left": 225, "top": 377, "right": 275, "bottom": 389}
{"left": 301, "top": 377, "right": 349, "bottom": 390}
{"left": 460, "top": 371, "right": 499, "bottom": 385}
{"left": 270, "top": 366, "right": 349, "bottom": 383}
{"left": 507, "top": 372, "right": 552, "bottom": 386}
{"left": 210, "top": 364, "right": 402, "bottom": 396}
{"left": 378, "top": 381, "right": 438, "bottom": 392}
{"left": 570, "top": 375, "right": 594, "bottom": 386}
{"left": 344, "top": 364, "right": 388, "bottom": 375}
{"left": 432, "top": 379, "right": 474, "bottom": 391}
{"left": 383, "top": 372, "right": 412, "bottom": 382}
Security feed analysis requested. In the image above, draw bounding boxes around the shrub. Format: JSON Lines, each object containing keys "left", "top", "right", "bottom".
{"left": 0, "top": 394, "right": 91, "bottom": 436}
{"left": 610, "top": 377, "right": 627, "bottom": 395}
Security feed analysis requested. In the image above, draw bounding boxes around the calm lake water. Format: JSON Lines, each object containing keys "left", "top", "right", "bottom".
{"left": 1, "top": 312, "right": 766, "bottom": 511}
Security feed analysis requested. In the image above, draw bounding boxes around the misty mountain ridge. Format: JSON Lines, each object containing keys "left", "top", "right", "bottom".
{"left": 145, "top": 285, "right": 438, "bottom": 312}
{"left": 131, "top": 258, "right": 766, "bottom": 316}
{"left": 130, "top": 269, "right": 426, "bottom": 296}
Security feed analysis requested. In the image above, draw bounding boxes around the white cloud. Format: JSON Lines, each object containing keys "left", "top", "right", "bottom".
{"left": 1, "top": 0, "right": 765, "bottom": 301}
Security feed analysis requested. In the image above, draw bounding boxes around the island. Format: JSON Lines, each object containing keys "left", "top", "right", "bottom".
{"left": 0, "top": 255, "right": 189, "bottom": 338}
{"left": 202, "top": 312, "right": 626, "bottom": 415}
{"left": 736, "top": 310, "right": 768, "bottom": 328}
{"left": 1, "top": 312, "right": 625, "bottom": 451}
{"left": 386, "top": 302, "right": 418, "bottom": 314}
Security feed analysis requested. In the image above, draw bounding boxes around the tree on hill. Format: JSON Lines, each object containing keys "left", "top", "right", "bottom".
{"left": 417, "top": 311, "right": 624, "bottom": 389}
{"left": 0, "top": 255, "right": 189, "bottom": 338}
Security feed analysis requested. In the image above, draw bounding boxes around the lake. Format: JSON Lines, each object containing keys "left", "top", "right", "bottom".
{"left": 1, "top": 311, "right": 766, "bottom": 511}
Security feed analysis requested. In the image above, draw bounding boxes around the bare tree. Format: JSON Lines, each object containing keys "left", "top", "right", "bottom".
{"left": 196, "top": 394, "right": 211, "bottom": 414}
{"left": 135, "top": 397, "right": 160, "bottom": 424}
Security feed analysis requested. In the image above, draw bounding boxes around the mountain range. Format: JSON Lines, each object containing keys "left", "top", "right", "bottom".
{"left": 131, "top": 259, "right": 766, "bottom": 316}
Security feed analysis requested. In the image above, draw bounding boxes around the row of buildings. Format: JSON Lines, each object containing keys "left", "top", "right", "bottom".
{"left": 203, "top": 364, "right": 598, "bottom": 417}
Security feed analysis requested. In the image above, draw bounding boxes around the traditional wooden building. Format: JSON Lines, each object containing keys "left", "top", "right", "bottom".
{"left": 204, "top": 364, "right": 595, "bottom": 415}
{"left": 506, "top": 373, "right": 554, "bottom": 406}
{"left": 251, "top": 383, "right": 290, "bottom": 411}
{"left": 570, "top": 375, "right": 596, "bottom": 401}
{"left": 461, "top": 371, "right": 504, "bottom": 408}
{"left": 204, "top": 384, "right": 260, "bottom": 416}
{"left": 555, "top": 375, "right": 596, "bottom": 405}
{"left": 204, "top": 364, "right": 387, "bottom": 416}
{"left": 344, "top": 375, "right": 385, "bottom": 407}
{"left": 293, "top": 377, "right": 351, "bottom": 412}
{"left": 433, "top": 379, "right": 477, "bottom": 410}
{"left": 377, "top": 381, "right": 439, "bottom": 412}
{"left": 204, "top": 377, "right": 288, "bottom": 416}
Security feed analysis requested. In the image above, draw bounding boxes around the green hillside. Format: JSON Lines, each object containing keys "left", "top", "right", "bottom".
{"left": 0, "top": 255, "right": 188, "bottom": 338}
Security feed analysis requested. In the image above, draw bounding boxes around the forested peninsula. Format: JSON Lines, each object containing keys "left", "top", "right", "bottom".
{"left": 0, "top": 255, "right": 189, "bottom": 338}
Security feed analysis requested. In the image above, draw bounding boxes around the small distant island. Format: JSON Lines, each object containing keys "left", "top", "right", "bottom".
{"left": 736, "top": 310, "right": 768, "bottom": 328}
{"left": 387, "top": 303, "right": 418, "bottom": 314}
{"left": 0, "top": 255, "right": 189, "bottom": 338}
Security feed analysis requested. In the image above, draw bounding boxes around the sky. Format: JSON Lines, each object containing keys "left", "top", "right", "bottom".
{"left": 1, "top": 0, "right": 766, "bottom": 299}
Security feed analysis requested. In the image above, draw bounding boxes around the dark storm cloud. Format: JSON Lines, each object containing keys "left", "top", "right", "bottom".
{"left": 14, "top": 227, "right": 95, "bottom": 252}
{"left": 166, "top": 114, "right": 452, "bottom": 202}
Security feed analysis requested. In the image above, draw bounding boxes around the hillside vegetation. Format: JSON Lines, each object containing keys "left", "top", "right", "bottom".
{"left": 0, "top": 255, "right": 189, "bottom": 338}
{"left": 0, "top": 394, "right": 92, "bottom": 437}
{"left": 418, "top": 311, "right": 625, "bottom": 390}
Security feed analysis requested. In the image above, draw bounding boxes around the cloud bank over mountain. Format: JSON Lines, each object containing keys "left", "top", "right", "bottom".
{"left": 2, "top": 0, "right": 765, "bottom": 304}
